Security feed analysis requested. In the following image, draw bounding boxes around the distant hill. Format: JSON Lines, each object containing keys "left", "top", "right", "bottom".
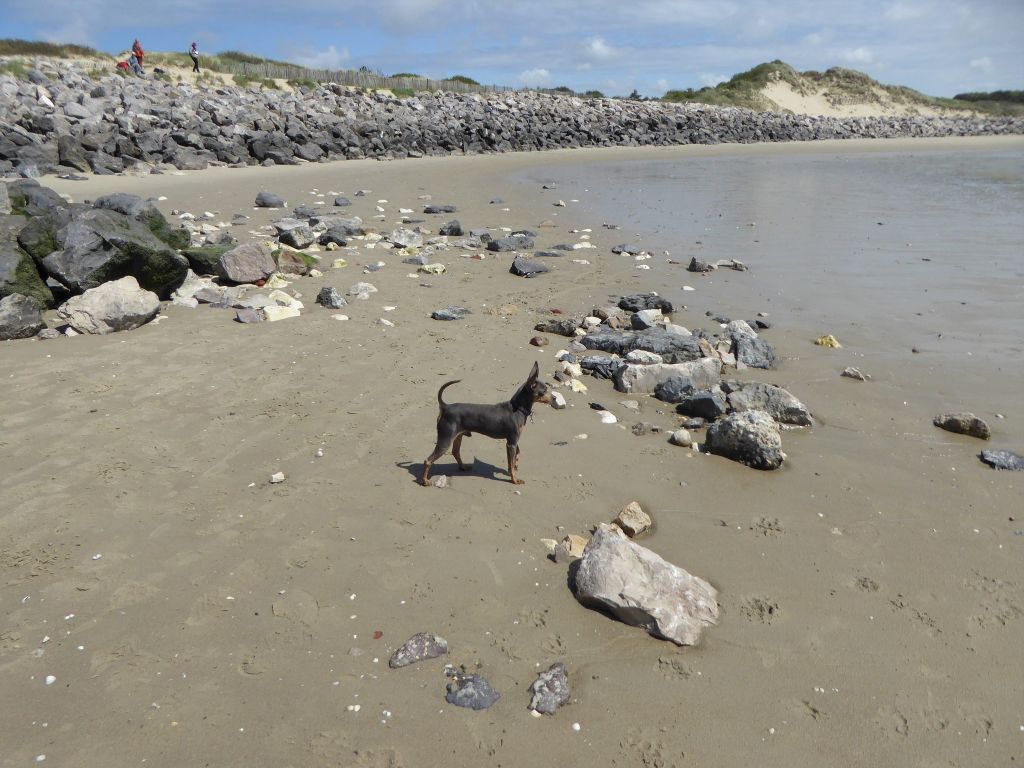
{"left": 663, "top": 61, "right": 1024, "bottom": 118}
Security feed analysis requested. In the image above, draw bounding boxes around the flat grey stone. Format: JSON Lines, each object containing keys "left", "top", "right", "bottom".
{"left": 388, "top": 632, "right": 448, "bottom": 668}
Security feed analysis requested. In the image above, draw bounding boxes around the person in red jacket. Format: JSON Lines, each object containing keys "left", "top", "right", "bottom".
{"left": 132, "top": 39, "right": 144, "bottom": 66}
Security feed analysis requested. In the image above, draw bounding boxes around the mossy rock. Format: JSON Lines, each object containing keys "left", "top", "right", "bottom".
{"left": 182, "top": 245, "right": 232, "bottom": 275}
{"left": 0, "top": 241, "right": 53, "bottom": 307}
{"left": 93, "top": 192, "right": 191, "bottom": 250}
{"left": 6, "top": 180, "right": 67, "bottom": 217}
{"left": 17, "top": 207, "right": 73, "bottom": 261}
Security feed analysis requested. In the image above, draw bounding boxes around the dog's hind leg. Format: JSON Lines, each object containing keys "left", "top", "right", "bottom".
{"left": 452, "top": 433, "right": 471, "bottom": 471}
{"left": 422, "top": 423, "right": 458, "bottom": 485}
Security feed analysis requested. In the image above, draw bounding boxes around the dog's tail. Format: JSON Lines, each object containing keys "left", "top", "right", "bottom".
{"left": 437, "top": 380, "right": 461, "bottom": 407}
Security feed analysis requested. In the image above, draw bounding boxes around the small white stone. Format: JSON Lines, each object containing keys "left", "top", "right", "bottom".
{"left": 572, "top": 722, "right": 581, "bottom": 732}
{"left": 270, "top": 472, "right": 285, "bottom": 484}
{"left": 91, "top": 553, "right": 102, "bottom": 560}
{"left": 45, "top": 675, "right": 56, "bottom": 686}
{"left": 598, "top": 411, "right": 617, "bottom": 424}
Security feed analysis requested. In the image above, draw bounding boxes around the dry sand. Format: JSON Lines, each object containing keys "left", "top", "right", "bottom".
{"left": 760, "top": 81, "right": 974, "bottom": 118}
{"left": 2, "top": 137, "right": 1023, "bottom": 767}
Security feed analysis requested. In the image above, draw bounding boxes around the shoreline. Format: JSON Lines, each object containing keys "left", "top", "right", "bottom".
{"left": 3, "top": 136, "right": 1023, "bottom": 767}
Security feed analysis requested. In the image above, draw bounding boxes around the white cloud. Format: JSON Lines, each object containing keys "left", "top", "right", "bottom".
{"left": 969, "top": 56, "right": 993, "bottom": 73}
{"left": 803, "top": 30, "right": 830, "bottom": 46}
{"left": 586, "top": 37, "right": 615, "bottom": 60}
{"left": 518, "top": 67, "right": 552, "bottom": 86}
{"left": 291, "top": 45, "right": 350, "bottom": 70}
{"left": 655, "top": 78, "right": 670, "bottom": 92}
{"left": 700, "top": 72, "right": 728, "bottom": 87}
{"left": 839, "top": 47, "right": 874, "bottom": 65}
{"left": 884, "top": 2, "right": 927, "bottom": 22}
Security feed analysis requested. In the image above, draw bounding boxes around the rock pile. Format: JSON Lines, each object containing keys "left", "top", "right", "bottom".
{"left": 1, "top": 61, "right": 1021, "bottom": 176}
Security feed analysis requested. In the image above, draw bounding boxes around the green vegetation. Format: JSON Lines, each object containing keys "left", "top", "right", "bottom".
{"left": 0, "top": 39, "right": 102, "bottom": 58}
{"left": 390, "top": 72, "right": 421, "bottom": 79}
{"left": 952, "top": 91, "right": 1024, "bottom": 116}
{"left": 447, "top": 74, "right": 480, "bottom": 86}
{"left": 389, "top": 87, "right": 416, "bottom": 98}
{"left": 233, "top": 73, "right": 278, "bottom": 90}
{"left": 583, "top": 90, "right": 605, "bottom": 99}
{"left": 287, "top": 78, "right": 319, "bottom": 90}
{"left": 663, "top": 60, "right": 798, "bottom": 110}
{"left": 0, "top": 59, "right": 28, "bottom": 79}
{"left": 954, "top": 90, "right": 1024, "bottom": 103}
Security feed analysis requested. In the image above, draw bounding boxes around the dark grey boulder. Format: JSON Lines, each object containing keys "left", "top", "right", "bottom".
{"left": 182, "top": 245, "right": 231, "bottom": 275}
{"left": 292, "top": 205, "right": 318, "bottom": 219}
{"left": 431, "top": 306, "right": 471, "bottom": 321}
{"left": 653, "top": 377, "right": 694, "bottom": 404}
{"left": 724, "top": 381, "right": 812, "bottom": 426}
{"left": 279, "top": 226, "right": 316, "bottom": 249}
{"left": 581, "top": 328, "right": 702, "bottom": 361}
{"left": 445, "top": 672, "right": 500, "bottom": 710}
{"left": 733, "top": 334, "right": 777, "bottom": 369}
{"left": 6, "top": 180, "right": 67, "bottom": 217}
{"left": 980, "top": 450, "right": 1024, "bottom": 470}
{"left": 438, "top": 220, "right": 463, "bottom": 236}
{"left": 580, "top": 355, "right": 622, "bottom": 380}
{"left": 424, "top": 204, "right": 456, "bottom": 214}
{"left": 933, "top": 412, "right": 991, "bottom": 440}
{"left": 57, "top": 135, "right": 90, "bottom": 173}
{"left": 388, "top": 632, "right": 448, "bottom": 668}
{"left": 93, "top": 193, "right": 190, "bottom": 249}
{"left": 255, "top": 191, "right": 285, "bottom": 208}
{"left": 687, "top": 256, "right": 713, "bottom": 273}
{"left": 611, "top": 243, "right": 644, "bottom": 255}
{"left": 235, "top": 307, "right": 262, "bottom": 324}
{"left": 674, "top": 391, "right": 728, "bottom": 420}
{"left": 316, "top": 286, "right": 347, "bottom": 309}
{"left": 40, "top": 208, "right": 189, "bottom": 297}
{"left": 705, "top": 410, "right": 785, "bottom": 470}
{"left": 509, "top": 255, "right": 549, "bottom": 277}
{"left": 333, "top": 196, "right": 351, "bottom": 207}
{"left": 0, "top": 184, "right": 9, "bottom": 215}
{"left": 488, "top": 235, "right": 534, "bottom": 252}
{"left": 618, "top": 293, "right": 674, "bottom": 313}
{"left": 534, "top": 318, "right": 578, "bottom": 336}
{"left": 528, "top": 663, "right": 571, "bottom": 715}
{"left": 0, "top": 293, "right": 46, "bottom": 340}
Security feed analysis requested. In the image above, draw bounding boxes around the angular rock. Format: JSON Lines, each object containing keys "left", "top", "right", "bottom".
{"left": 724, "top": 382, "right": 812, "bottom": 426}
{"left": 388, "top": 228, "right": 423, "bottom": 248}
{"left": 534, "top": 318, "right": 578, "bottom": 336}
{"left": 979, "top": 450, "right": 1024, "bottom": 471}
{"left": 624, "top": 350, "right": 663, "bottom": 365}
{"left": 630, "top": 309, "right": 663, "bottom": 330}
{"left": 614, "top": 358, "right": 722, "bottom": 395}
{"left": 933, "top": 412, "right": 991, "bottom": 440}
{"left": 218, "top": 242, "right": 276, "bottom": 284}
{"left": 581, "top": 355, "right": 623, "bottom": 380}
{"left": 581, "top": 328, "right": 702, "bottom": 362}
{"left": 388, "top": 632, "right": 449, "bottom": 668}
{"left": 618, "top": 293, "right": 673, "bottom": 313}
{"left": 438, "top": 220, "right": 463, "bottom": 236}
{"left": 431, "top": 306, "right": 471, "bottom": 321}
{"left": 235, "top": 307, "right": 262, "bottom": 324}
{"left": 315, "top": 286, "right": 347, "bottom": 309}
{"left": 674, "top": 390, "right": 728, "bottom": 420}
{"left": 510, "top": 255, "right": 549, "bottom": 277}
{"left": 279, "top": 226, "right": 315, "bottom": 249}
{"left": 614, "top": 501, "right": 652, "bottom": 537}
{"left": 424, "top": 205, "right": 456, "bottom": 214}
{"left": 488, "top": 235, "right": 534, "bottom": 252}
{"left": 0, "top": 184, "right": 10, "bottom": 215}
{"left": 705, "top": 410, "right": 785, "bottom": 470}
{"left": 574, "top": 525, "right": 719, "bottom": 646}
{"left": 841, "top": 366, "right": 869, "bottom": 381}
{"left": 333, "top": 196, "right": 351, "bottom": 207}
{"left": 0, "top": 293, "right": 46, "bottom": 340}
{"left": 445, "top": 673, "right": 500, "bottom": 710}
{"left": 255, "top": 191, "right": 285, "bottom": 208}
{"left": 55, "top": 276, "right": 160, "bottom": 334}
{"left": 528, "top": 663, "right": 571, "bottom": 715}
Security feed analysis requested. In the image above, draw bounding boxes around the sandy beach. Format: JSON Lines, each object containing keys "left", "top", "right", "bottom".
{"left": 2, "top": 136, "right": 1023, "bottom": 767}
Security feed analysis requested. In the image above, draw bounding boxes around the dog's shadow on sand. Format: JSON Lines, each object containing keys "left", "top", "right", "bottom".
{"left": 397, "top": 458, "right": 508, "bottom": 485}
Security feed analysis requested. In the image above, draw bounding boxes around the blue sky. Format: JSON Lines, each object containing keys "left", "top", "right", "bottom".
{"left": 2, "top": 0, "right": 1021, "bottom": 97}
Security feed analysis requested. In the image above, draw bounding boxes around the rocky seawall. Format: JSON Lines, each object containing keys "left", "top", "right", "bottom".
{"left": 1, "top": 61, "right": 1022, "bottom": 176}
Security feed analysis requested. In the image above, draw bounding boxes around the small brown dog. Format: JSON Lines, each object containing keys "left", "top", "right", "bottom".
{"left": 421, "top": 361, "right": 551, "bottom": 485}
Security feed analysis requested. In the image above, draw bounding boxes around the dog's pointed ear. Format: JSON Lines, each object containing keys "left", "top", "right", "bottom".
{"left": 528, "top": 360, "right": 539, "bottom": 382}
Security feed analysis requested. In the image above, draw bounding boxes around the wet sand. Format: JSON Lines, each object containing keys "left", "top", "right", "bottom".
{"left": 2, "top": 136, "right": 1023, "bottom": 767}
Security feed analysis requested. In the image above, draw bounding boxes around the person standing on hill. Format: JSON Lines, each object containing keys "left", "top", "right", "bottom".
{"left": 190, "top": 41, "right": 200, "bottom": 73}
{"left": 132, "top": 39, "right": 145, "bottom": 68}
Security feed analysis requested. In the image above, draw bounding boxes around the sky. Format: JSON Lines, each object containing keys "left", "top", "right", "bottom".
{"left": 2, "top": 0, "right": 1022, "bottom": 97}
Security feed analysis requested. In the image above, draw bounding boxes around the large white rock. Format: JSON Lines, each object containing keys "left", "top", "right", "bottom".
{"left": 55, "top": 276, "right": 160, "bottom": 334}
{"left": 614, "top": 357, "right": 721, "bottom": 394}
{"left": 574, "top": 525, "right": 719, "bottom": 646}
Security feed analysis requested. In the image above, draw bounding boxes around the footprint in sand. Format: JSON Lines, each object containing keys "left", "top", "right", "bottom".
{"left": 740, "top": 596, "right": 780, "bottom": 624}
{"left": 751, "top": 516, "right": 784, "bottom": 537}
